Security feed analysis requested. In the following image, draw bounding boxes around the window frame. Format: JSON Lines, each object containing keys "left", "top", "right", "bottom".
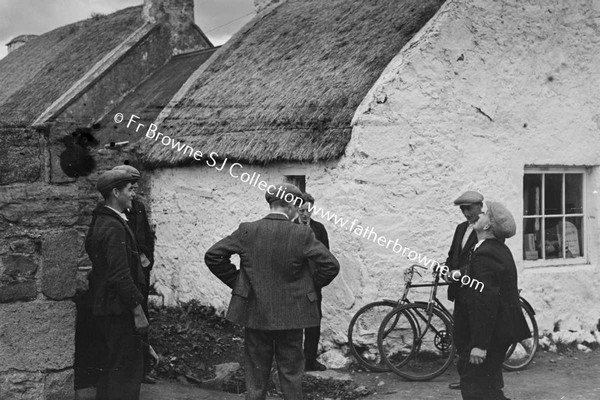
{"left": 523, "top": 166, "right": 589, "bottom": 267}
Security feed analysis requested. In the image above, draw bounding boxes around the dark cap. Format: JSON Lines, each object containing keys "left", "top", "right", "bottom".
{"left": 265, "top": 183, "right": 304, "bottom": 205}
{"left": 486, "top": 201, "right": 516, "bottom": 239}
{"left": 112, "top": 165, "right": 141, "bottom": 179}
{"left": 454, "top": 191, "right": 484, "bottom": 206}
{"left": 97, "top": 169, "right": 136, "bottom": 194}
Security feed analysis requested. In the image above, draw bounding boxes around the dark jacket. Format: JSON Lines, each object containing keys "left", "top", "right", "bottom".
{"left": 458, "top": 239, "right": 531, "bottom": 349}
{"left": 205, "top": 213, "right": 340, "bottom": 330}
{"left": 125, "top": 199, "right": 155, "bottom": 269}
{"left": 85, "top": 206, "right": 145, "bottom": 316}
{"left": 445, "top": 221, "right": 478, "bottom": 301}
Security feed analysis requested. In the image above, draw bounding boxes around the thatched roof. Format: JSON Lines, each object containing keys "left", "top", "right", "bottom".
{"left": 93, "top": 48, "right": 218, "bottom": 146}
{"left": 141, "top": 0, "right": 445, "bottom": 167}
{"left": 0, "top": 6, "right": 145, "bottom": 125}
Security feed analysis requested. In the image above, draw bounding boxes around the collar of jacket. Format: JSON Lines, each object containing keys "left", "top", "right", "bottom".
{"left": 264, "top": 213, "right": 290, "bottom": 221}
{"left": 93, "top": 204, "right": 128, "bottom": 221}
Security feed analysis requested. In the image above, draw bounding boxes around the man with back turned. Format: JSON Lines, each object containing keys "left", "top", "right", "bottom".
{"left": 205, "top": 183, "right": 340, "bottom": 400}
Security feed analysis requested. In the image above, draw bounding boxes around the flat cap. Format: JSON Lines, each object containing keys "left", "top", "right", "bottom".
{"left": 112, "top": 164, "right": 141, "bottom": 179}
{"left": 265, "top": 183, "right": 304, "bottom": 205}
{"left": 486, "top": 201, "right": 516, "bottom": 239}
{"left": 454, "top": 190, "right": 484, "bottom": 206}
{"left": 97, "top": 169, "right": 136, "bottom": 194}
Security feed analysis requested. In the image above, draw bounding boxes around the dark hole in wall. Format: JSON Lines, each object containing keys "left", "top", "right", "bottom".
{"left": 58, "top": 128, "right": 98, "bottom": 177}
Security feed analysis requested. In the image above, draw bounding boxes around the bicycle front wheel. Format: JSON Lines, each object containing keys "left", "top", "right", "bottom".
{"left": 503, "top": 300, "right": 538, "bottom": 371}
{"left": 347, "top": 300, "right": 398, "bottom": 372}
{"left": 379, "top": 303, "right": 455, "bottom": 381}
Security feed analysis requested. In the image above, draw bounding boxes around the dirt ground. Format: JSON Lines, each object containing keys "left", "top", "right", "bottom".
{"left": 76, "top": 348, "right": 600, "bottom": 400}
{"left": 350, "top": 349, "right": 600, "bottom": 400}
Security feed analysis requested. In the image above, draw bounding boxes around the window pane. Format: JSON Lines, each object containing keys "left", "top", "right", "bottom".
{"left": 544, "top": 217, "right": 563, "bottom": 259}
{"left": 523, "top": 218, "right": 541, "bottom": 260}
{"left": 544, "top": 174, "right": 563, "bottom": 215}
{"left": 523, "top": 174, "right": 542, "bottom": 216}
{"left": 565, "top": 174, "right": 583, "bottom": 214}
{"left": 562, "top": 217, "right": 584, "bottom": 257}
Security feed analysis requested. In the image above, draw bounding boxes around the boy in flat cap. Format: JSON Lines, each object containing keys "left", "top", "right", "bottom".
{"left": 205, "top": 183, "right": 339, "bottom": 400}
{"left": 112, "top": 165, "right": 157, "bottom": 383}
{"left": 453, "top": 201, "right": 531, "bottom": 400}
{"left": 85, "top": 169, "right": 148, "bottom": 400}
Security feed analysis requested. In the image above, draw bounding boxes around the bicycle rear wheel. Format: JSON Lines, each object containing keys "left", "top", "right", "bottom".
{"left": 379, "top": 303, "right": 455, "bottom": 381}
{"left": 347, "top": 300, "right": 398, "bottom": 372}
{"left": 503, "top": 300, "right": 538, "bottom": 371}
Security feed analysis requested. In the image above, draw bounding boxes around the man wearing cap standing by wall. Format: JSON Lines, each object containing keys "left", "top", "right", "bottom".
{"left": 85, "top": 169, "right": 148, "bottom": 400}
{"left": 205, "top": 183, "right": 339, "bottom": 400}
{"left": 452, "top": 201, "right": 531, "bottom": 400}
{"left": 112, "top": 165, "right": 157, "bottom": 383}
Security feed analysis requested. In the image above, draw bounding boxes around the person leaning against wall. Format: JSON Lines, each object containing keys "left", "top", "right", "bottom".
{"left": 295, "top": 192, "right": 332, "bottom": 371}
{"left": 85, "top": 169, "right": 149, "bottom": 400}
{"left": 451, "top": 201, "right": 531, "bottom": 400}
{"left": 204, "top": 183, "right": 340, "bottom": 400}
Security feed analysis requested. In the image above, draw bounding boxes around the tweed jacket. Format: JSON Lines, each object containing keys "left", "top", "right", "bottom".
{"left": 205, "top": 213, "right": 340, "bottom": 330}
{"left": 85, "top": 206, "right": 145, "bottom": 316}
{"left": 457, "top": 239, "right": 531, "bottom": 349}
{"left": 445, "top": 221, "right": 478, "bottom": 301}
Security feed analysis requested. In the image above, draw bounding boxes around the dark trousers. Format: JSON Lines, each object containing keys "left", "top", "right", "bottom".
{"left": 141, "top": 268, "right": 151, "bottom": 374}
{"left": 303, "top": 289, "right": 322, "bottom": 363}
{"left": 95, "top": 315, "right": 143, "bottom": 400}
{"left": 454, "top": 300, "right": 509, "bottom": 400}
{"left": 244, "top": 327, "right": 304, "bottom": 400}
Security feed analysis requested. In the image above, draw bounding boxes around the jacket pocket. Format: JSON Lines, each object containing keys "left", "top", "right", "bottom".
{"left": 307, "top": 292, "right": 318, "bottom": 302}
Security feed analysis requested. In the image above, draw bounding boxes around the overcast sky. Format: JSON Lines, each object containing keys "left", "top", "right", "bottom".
{"left": 0, "top": 0, "right": 255, "bottom": 60}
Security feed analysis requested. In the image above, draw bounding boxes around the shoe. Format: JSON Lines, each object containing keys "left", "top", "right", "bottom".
{"left": 448, "top": 382, "right": 461, "bottom": 390}
{"left": 305, "top": 360, "right": 327, "bottom": 372}
{"left": 142, "top": 374, "right": 158, "bottom": 384}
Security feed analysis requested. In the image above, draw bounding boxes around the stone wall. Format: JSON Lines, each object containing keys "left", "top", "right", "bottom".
{"left": 0, "top": 126, "right": 77, "bottom": 399}
{"left": 150, "top": 0, "right": 600, "bottom": 365}
{"left": 0, "top": 123, "right": 144, "bottom": 398}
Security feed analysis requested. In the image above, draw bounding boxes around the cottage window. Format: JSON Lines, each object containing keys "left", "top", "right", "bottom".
{"left": 523, "top": 167, "right": 588, "bottom": 265}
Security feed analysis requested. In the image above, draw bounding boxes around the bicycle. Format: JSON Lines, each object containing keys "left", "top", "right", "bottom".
{"left": 348, "top": 263, "right": 538, "bottom": 379}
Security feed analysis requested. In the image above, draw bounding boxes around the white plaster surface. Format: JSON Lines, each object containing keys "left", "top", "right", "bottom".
{"left": 150, "top": 0, "right": 600, "bottom": 360}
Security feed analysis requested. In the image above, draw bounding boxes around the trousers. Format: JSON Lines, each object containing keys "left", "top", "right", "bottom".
{"left": 94, "top": 314, "right": 143, "bottom": 400}
{"left": 454, "top": 298, "right": 510, "bottom": 400}
{"left": 244, "top": 327, "right": 304, "bottom": 400}
{"left": 303, "top": 288, "right": 322, "bottom": 362}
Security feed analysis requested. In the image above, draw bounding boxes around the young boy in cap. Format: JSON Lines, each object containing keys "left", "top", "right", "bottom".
{"left": 205, "top": 183, "right": 339, "bottom": 400}
{"left": 85, "top": 169, "right": 148, "bottom": 400}
{"left": 112, "top": 165, "right": 157, "bottom": 383}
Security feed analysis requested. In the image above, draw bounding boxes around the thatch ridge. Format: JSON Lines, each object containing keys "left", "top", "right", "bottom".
{"left": 141, "top": 0, "right": 445, "bottom": 166}
{"left": 0, "top": 6, "right": 145, "bottom": 125}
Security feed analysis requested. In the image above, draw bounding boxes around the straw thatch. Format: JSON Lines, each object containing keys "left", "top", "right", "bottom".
{"left": 141, "top": 0, "right": 445, "bottom": 167}
{"left": 0, "top": 6, "right": 145, "bottom": 125}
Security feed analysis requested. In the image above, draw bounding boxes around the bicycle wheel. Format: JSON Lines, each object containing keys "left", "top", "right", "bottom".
{"left": 503, "top": 300, "right": 538, "bottom": 371}
{"left": 379, "top": 303, "right": 455, "bottom": 381}
{"left": 347, "top": 300, "right": 399, "bottom": 371}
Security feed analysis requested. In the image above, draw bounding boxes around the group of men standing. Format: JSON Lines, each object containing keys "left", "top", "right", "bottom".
{"left": 85, "top": 164, "right": 529, "bottom": 400}
{"left": 85, "top": 171, "right": 338, "bottom": 400}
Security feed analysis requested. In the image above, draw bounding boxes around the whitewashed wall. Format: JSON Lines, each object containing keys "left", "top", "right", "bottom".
{"left": 347, "top": 0, "right": 600, "bottom": 338}
{"left": 150, "top": 0, "right": 600, "bottom": 363}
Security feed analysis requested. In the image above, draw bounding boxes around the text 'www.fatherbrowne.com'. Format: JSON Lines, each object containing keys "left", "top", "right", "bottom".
{"left": 114, "top": 113, "right": 485, "bottom": 292}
